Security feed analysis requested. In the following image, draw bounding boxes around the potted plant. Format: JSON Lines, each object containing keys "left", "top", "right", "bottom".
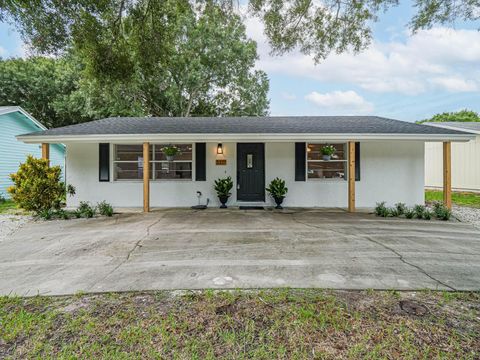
{"left": 214, "top": 176, "right": 233, "bottom": 208}
{"left": 161, "top": 145, "right": 180, "bottom": 161}
{"left": 266, "top": 177, "right": 288, "bottom": 209}
{"left": 321, "top": 145, "right": 336, "bottom": 161}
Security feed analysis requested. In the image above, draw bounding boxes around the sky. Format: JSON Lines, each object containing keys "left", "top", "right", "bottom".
{"left": 1, "top": 1, "right": 479, "bottom": 122}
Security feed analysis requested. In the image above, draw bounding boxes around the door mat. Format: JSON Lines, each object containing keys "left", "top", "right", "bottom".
{"left": 239, "top": 206, "right": 264, "bottom": 210}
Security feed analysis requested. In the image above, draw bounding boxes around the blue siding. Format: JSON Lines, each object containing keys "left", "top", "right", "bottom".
{"left": 0, "top": 111, "right": 65, "bottom": 197}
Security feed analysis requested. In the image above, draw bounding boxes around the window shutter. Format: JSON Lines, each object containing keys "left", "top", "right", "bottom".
{"left": 99, "top": 143, "right": 110, "bottom": 182}
{"left": 195, "top": 143, "right": 206, "bottom": 181}
{"left": 295, "top": 142, "right": 306, "bottom": 181}
{"left": 355, "top": 142, "right": 361, "bottom": 181}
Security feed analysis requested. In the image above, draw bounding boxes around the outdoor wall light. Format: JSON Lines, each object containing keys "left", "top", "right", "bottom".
{"left": 217, "top": 143, "right": 223, "bottom": 155}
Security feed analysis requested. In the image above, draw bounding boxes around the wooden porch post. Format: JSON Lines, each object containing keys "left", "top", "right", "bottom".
{"left": 143, "top": 142, "right": 150, "bottom": 213}
{"left": 41, "top": 143, "right": 50, "bottom": 164}
{"left": 443, "top": 141, "right": 452, "bottom": 209}
{"left": 348, "top": 141, "right": 355, "bottom": 213}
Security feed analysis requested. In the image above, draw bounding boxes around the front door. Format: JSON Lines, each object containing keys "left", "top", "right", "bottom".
{"left": 237, "top": 143, "right": 265, "bottom": 201}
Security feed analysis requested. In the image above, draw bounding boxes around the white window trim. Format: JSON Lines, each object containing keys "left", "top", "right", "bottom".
{"left": 306, "top": 142, "right": 348, "bottom": 181}
{"left": 112, "top": 143, "right": 195, "bottom": 182}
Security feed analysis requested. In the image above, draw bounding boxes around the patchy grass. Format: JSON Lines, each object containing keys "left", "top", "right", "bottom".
{"left": 0, "top": 290, "right": 478, "bottom": 359}
{"left": 0, "top": 200, "right": 19, "bottom": 214}
{"left": 426, "top": 190, "right": 480, "bottom": 208}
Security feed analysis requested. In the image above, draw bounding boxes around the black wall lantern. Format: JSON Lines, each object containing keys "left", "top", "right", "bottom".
{"left": 217, "top": 143, "right": 223, "bottom": 155}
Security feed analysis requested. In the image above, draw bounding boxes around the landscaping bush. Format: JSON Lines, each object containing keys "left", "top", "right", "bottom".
{"left": 77, "top": 201, "right": 96, "bottom": 218}
{"left": 422, "top": 209, "right": 433, "bottom": 220}
{"left": 404, "top": 208, "right": 415, "bottom": 219}
{"left": 433, "top": 202, "right": 452, "bottom": 220}
{"left": 394, "top": 202, "right": 406, "bottom": 215}
{"left": 97, "top": 201, "right": 114, "bottom": 217}
{"left": 38, "top": 208, "right": 54, "bottom": 220}
{"left": 388, "top": 207, "right": 399, "bottom": 217}
{"left": 413, "top": 204, "right": 426, "bottom": 219}
{"left": 374, "top": 202, "right": 387, "bottom": 216}
{"left": 0, "top": 194, "right": 6, "bottom": 204}
{"left": 8, "top": 156, "right": 64, "bottom": 213}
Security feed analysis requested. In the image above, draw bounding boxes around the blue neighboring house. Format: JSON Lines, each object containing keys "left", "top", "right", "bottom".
{"left": 0, "top": 106, "right": 65, "bottom": 198}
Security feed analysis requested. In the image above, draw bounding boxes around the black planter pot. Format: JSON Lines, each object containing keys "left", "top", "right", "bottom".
{"left": 218, "top": 195, "right": 229, "bottom": 208}
{"left": 273, "top": 196, "right": 285, "bottom": 209}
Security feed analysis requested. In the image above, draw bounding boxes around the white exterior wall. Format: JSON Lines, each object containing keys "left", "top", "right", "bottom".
{"left": 425, "top": 137, "right": 480, "bottom": 192}
{"left": 66, "top": 141, "right": 424, "bottom": 209}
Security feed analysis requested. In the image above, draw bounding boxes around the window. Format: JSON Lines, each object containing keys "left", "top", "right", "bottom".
{"left": 307, "top": 143, "right": 347, "bottom": 179}
{"left": 113, "top": 144, "right": 192, "bottom": 181}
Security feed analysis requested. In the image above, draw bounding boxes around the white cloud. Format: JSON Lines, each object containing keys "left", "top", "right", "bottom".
{"left": 244, "top": 18, "right": 480, "bottom": 95}
{"left": 281, "top": 92, "right": 297, "bottom": 100}
{"left": 305, "top": 90, "right": 374, "bottom": 114}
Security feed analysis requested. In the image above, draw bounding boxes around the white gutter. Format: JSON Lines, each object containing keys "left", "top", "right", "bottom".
{"left": 17, "top": 132, "right": 475, "bottom": 143}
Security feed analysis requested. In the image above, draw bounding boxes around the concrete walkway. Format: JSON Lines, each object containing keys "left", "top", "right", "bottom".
{"left": 1, "top": 208, "right": 480, "bottom": 296}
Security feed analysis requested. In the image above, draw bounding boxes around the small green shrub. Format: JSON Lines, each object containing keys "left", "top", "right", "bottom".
{"left": 433, "top": 203, "right": 452, "bottom": 220}
{"left": 423, "top": 210, "right": 433, "bottom": 220}
{"left": 389, "top": 207, "right": 399, "bottom": 217}
{"left": 0, "top": 194, "right": 6, "bottom": 204}
{"left": 38, "top": 208, "right": 54, "bottom": 220}
{"left": 395, "top": 202, "right": 406, "bottom": 215}
{"left": 8, "top": 155, "right": 64, "bottom": 213}
{"left": 97, "top": 201, "right": 114, "bottom": 217}
{"left": 266, "top": 178, "right": 288, "bottom": 198}
{"left": 374, "top": 202, "right": 387, "bottom": 216}
{"left": 404, "top": 208, "right": 415, "bottom": 219}
{"left": 77, "top": 201, "right": 96, "bottom": 218}
{"left": 56, "top": 209, "right": 71, "bottom": 220}
{"left": 414, "top": 204, "right": 426, "bottom": 219}
{"left": 214, "top": 176, "right": 234, "bottom": 197}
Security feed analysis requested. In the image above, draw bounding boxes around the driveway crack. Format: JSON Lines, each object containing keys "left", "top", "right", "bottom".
{"left": 290, "top": 213, "right": 457, "bottom": 291}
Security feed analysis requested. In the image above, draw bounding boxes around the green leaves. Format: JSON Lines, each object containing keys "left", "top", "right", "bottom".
{"left": 419, "top": 109, "right": 480, "bottom": 123}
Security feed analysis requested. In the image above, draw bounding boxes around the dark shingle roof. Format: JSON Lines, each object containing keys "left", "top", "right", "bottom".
{"left": 424, "top": 122, "right": 480, "bottom": 133}
{"left": 21, "top": 116, "right": 470, "bottom": 137}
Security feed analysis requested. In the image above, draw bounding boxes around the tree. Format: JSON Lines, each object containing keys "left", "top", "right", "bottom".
{"left": 1, "top": 0, "right": 478, "bottom": 62}
{"left": 0, "top": 57, "right": 93, "bottom": 128}
{"left": 0, "top": 1, "right": 269, "bottom": 119}
{"left": 419, "top": 110, "right": 480, "bottom": 123}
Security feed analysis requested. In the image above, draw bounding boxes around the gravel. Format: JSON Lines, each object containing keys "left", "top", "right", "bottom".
{"left": 453, "top": 206, "right": 480, "bottom": 229}
{"left": 0, "top": 215, "right": 31, "bottom": 242}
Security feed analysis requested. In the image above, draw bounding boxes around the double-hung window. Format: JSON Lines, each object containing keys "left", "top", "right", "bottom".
{"left": 307, "top": 143, "right": 347, "bottom": 179}
{"left": 113, "top": 144, "right": 192, "bottom": 181}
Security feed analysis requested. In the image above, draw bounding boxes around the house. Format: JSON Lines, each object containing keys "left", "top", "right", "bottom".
{"left": 424, "top": 122, "right": 480, "bottom": 193}
{"left": 17, "top": 116, "right": 474, "bottom": 211}
{"left": 0, "top": 106, "right": 65, "bottom": 197}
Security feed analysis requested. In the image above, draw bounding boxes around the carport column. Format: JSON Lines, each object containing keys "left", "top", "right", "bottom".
{"left": 143, "top": 142, "right": 150, "bottom": 213}
{"left": 348, "top": 141, "right": 355, "bottom": 213}
{"left": 41, "top": 143, "right": 50, "bottom": 165}
{"left": 443, "top": 141, "right": 452, "bottom": 209}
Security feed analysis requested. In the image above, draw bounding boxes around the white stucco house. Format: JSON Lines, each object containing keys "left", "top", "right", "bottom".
{"left": 17, "top": 116, "right": 473, "bottom": 211}
{"left": 424, "top": 122, "right": 480, "bottom": 193}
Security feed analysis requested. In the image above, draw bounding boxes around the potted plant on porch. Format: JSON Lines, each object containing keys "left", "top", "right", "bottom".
{"left": 321, "top": 145, "right": 336, "bottom": 161}
{"left": 214, "top": 176, "right": 233, "bottom": 208}
{"left": 161, "top": 145, "right": 180, "bottom": 161}
{"left": 266, "top": 177, "right": 288, "bottom": 209}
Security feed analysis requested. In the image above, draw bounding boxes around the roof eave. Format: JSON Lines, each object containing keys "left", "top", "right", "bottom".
{"left": 16, "top": 132, "right": 476, "bottom": 143}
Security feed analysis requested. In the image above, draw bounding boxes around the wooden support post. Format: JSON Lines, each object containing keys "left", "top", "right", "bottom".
{"left": 143, "top": 142, "right": 150, "bottom": 213}
{"left": 348, "top": 141, "right": 355, "bottom": 213}
{"left": 41, "top": 143, "right": 50, "bottom": 164}
{"left": 443, "top": 141, "right": 452, "bottom": 209}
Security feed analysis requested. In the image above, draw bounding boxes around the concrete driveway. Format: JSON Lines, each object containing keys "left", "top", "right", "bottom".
{"left": 1, "top": 208, "right": 480, "bottom": 296}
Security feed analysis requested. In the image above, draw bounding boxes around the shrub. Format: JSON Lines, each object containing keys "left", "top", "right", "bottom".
{"left": 214, "top": 176, "right": 234, "bottom": 197}
{"left": 374, "top": 202, "right": 387, "bottom": 216}
{"left": 56, "top": 209, "right": 71, "bottom": 220}
{"left": 389, "top": 207, "right": 400, "bottom": 217}
{"left": 8, "top": 156, "right": 64, "bottom": 213}
{"left": 423, "top": 210, "right": 433, "bottom": 220}
{"left": 97, "top": 201, "right": 114, "bottom": 217}
{"left": 404, "top": 208, "right": 415, "bottom": 219}
{"left": 38, "top": 208, "right": 54, "bottom": 220}
{"left": 413, "top": 204, "right": 426, "bottom": 219}
{"left": 0, "top": 194, "right": 6, "bottom": 204}
{"left": 266, "top": 178, "right": 288, "bottom": 198}
{"left": 433, "top": 203, "right": 452, "bottom": 220}
{"left": 395, "top": 202, "right": 406, "bottom": 215}
{"left": 77, "top": 201, "right": 96, "bottom": 218}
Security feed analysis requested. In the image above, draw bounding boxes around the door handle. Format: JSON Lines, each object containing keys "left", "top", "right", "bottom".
{"left": 237, "top": 171, "right": 240, "bottom": 189}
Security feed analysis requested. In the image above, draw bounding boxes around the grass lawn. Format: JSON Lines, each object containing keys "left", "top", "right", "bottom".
{"left": 0, "top": 200, "right": 19, "bottom": 214}
{"left": 1, "top": 290, "right": 478, "bottom": 359}
{"left": 425, "top": 190, "right": 480, "bottom": 208}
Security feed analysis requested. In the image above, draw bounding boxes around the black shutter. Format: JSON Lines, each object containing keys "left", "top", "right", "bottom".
{"left": 295, "top": 142, "right": 306, "bottom": 181}
{"left": 195, "top": 143, "right": 206, "bottom": 181}
{"left": 99, "top": 143, "right": 110, "bottom": 182}
{"left": 355, "top": 142, "right": 360, "bottom": 181}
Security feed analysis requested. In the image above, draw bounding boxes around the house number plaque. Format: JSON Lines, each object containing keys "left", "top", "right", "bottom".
{"left": 216, "top": 159, "right": 227, "bottom": 165}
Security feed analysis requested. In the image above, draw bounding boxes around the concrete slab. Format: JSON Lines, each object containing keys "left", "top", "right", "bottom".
{"left": 1, "top": 208, "right": 479, "bottom": 296}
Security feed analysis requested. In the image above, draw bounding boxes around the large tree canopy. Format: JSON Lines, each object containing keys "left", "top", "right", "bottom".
{"left": 419, "top": 110, "right": 480, "bottom": 123}
{"left": 1, "top": 0, "right": 478, "bottom": 61}
{"left": 0, "top": 1, "right": 269, "bottom": 124}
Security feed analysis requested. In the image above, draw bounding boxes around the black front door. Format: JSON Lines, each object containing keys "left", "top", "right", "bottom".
{"left": 237, "top": 143, "right": 265, "bottom": 201}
